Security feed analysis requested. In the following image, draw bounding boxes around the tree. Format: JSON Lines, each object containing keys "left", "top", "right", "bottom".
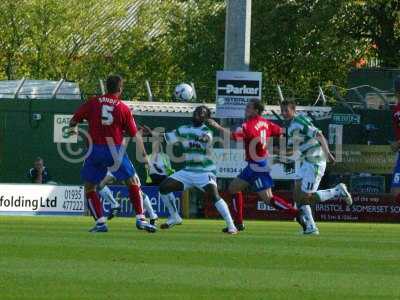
{"left": 0, "top": 0, "right": 398, "bottom": 103}
{"left": 343, "top": 0, "right": 400, "bottom": 67}
{"left": 251, "top": 0, "right": 366, "bottom": 104}
{"left": 0, "top": 0, "right": 30, "bottom": 79}
{"left": 161, "top": 0, "right": 226, "bottom": 101}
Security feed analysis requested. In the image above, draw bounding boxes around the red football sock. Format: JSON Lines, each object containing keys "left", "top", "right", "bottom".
{"left": 86, "top": 191, "right": 104, "bottom": 221}
{"left": 128, "top": 184, "right": 144, "bottom": 218}
{"left": 232, "top": 192, "right": 244, "bottom": 224}
{"left": 270, "top": 194, "right": 298, "bottom": 217}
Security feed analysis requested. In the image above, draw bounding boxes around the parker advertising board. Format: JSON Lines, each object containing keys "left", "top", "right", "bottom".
{"left": 0, "top": 184, "right": 84, "bottom": 215}
{"left": 216, "top": 71, "right": 262, "bottom": 118}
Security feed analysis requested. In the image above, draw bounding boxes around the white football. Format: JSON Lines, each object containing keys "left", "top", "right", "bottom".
{"left": 174, "top": 83, "right": 194, "bottom": 101}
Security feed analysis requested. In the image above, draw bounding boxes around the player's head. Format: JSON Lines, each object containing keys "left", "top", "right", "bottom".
{"left": 34, "top": 157, "right": 44, "bottom": 169}
{"left": 280, "top": 99, "right": 296, "bottom": 120}
{"left": 192, "top": 105, "right": 211, "bottom": 126}
{"left": 394, "top": 76, "right": 400, "bottom": 101}
{"left": 106, "top": 75, "right": 123, "bottom": 96}
{"left": 245, "top": 99, "right": 264, "bottom": 119}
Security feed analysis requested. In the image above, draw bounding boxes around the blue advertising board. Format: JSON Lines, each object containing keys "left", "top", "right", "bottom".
{"left": 100, "top": 185, "right": 182, "bottom": 218}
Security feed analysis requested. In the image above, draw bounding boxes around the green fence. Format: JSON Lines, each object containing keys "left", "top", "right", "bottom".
{"left": 0, "top": 99, "right": 396, "bottom": 191}
{"left": 0, "top": 100, "right": 191, "bottom": 184}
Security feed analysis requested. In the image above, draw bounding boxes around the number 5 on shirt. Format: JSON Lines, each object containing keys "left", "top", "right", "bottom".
{"left": 101, "top": 105, "right": 114, "bottom": 125}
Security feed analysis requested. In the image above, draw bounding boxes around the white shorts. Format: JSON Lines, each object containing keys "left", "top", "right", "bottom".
{"left": 297, "top": 161, "right": 326, "bottom": 193}
{"left": 170, "top": 170, "right": 217, "bottom": 191}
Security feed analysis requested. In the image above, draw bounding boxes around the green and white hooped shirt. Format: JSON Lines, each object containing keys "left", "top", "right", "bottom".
{"left": 287, "top": 115, "right": 326, "bottom": 164}
{"left": 164, "top": 124, "right": 216, "bottom": 173}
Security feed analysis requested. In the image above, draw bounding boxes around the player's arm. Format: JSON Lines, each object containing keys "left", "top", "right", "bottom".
{"left": 68, "top": 100, "right": 91, "bottom": 135}
{"left": 270, "top": 121, "right": 284, "bottom": 137}
{"left": 206, "top": 119, "right": 243, "bottom": 141}
{"left": 302, "top": 122, "right": 335, "bottom": 162}
{"left": 125, "top": 110, "right": 149, "bottom": 165}
{"left": 316, "top": 131, "right": 335, "bottom": 163}
{"left": 142, "top": 125, "right": 181, "bottom": 145}
{"left": 134, "top": 132, "right": 150, "bottom": 165}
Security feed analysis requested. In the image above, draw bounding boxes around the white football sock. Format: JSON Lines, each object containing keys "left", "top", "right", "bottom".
{"left": 96, "top": 216, "right": 106, "bottom": 224}
{"left": 300, "top": 205, "right": 317, "bottom": 229}
{"left": 142, "top": 192, "right": 157, "bottom": 220}
{"left": 316, "top": 187, "right": 341, "bottom": 202}
{"left": 160, "top": 193, "right": 179, "bottom": 219}
{"left": 168, "top": 193, "right": 179, "bottom": 214}
{"left": 98, "top": 186, "right": 119, "bottom": 208}
{"left": 215, "top": 199, "right": 235, "bottom": 230}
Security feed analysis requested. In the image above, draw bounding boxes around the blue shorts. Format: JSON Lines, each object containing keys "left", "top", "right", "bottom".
{"left": 238, "top": 163, "right": 274, "bottom": 192}
{"left": 392, "top": 153, "right": 400, "bottom": 188}
{"left": 81, "top": 145, "right": 136, "bottom": 184}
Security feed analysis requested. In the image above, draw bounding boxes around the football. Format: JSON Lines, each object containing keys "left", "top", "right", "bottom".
{"left": 174, "top": 83, "right": 194, "bottom": 101}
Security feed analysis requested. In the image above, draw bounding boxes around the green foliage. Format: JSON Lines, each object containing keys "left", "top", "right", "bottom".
{"left": 343, "top": 0, "right": 400, "bottom": 67}
{"left": 0, "top": 0, "right": 31, "bottom": 80}
{"left": 0, "top": 0, "right": 398, "bottom": 103}
{"left": 161, "top": 0, "right": 225, "bottom": 101}
{"left": 251, "top": 0, "right": 368, "bottom": 104}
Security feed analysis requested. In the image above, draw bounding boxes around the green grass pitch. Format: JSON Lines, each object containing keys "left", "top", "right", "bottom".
{"left": 0, "top": 216, "right": 399, "bottom": 300}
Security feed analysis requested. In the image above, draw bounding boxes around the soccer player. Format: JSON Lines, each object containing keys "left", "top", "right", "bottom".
{"left": 98, "top": 172, "right": 158, "bottom": 224}
{"left": 144, "top": 106, "right": 238, "bottom": 234}
{"left": 207, "top": 99, "right": 300, "bottom": 232}
{"left": 144, "top": 139, "right": 177, "bottom": 225}
{"left": 390, "top": 76, "right": 400, "bottom": 200}
{"left": 280, "top": 100, "right": 352, "bottom": 234}
{"left": 68, "top": 75, "right": 156, "bottom": 233}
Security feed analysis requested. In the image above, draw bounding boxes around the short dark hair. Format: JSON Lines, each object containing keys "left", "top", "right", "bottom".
{"left": 280, "top": 99, "right": 296, "bottom": 110}
{"left": 195, "top": 105, "right": 211, "bottom": 119}
{"left": 35, "top": 157, "right": 43, "bottom": 162}
{"left": 106, "top": 75, "right": 123, "bottom": 94}
{"left": 249, "top": 99, "right": 265, "bottom": 115}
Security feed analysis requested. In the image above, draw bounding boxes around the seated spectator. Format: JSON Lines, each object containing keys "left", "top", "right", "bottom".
{"left": 28, "top": 157, "right": 51, "bottom": 184}
{"left": 145, "top": 140, "right": 174, "bottom": 185}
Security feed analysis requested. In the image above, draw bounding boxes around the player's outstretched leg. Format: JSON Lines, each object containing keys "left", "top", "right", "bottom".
{"left": 98, "top": 185, "right": 120, "bottom": 220}
{"left": 204, "top": 184, "right": 237, "bottom": 234}
{"left": 85, "top": 183, "right": 108, "bottom": 233}
{"left": 269, "top": 194, "right": 298, "bottom": 217}
{"left": 299, "top": 183, "right": 353, "bottom": 235}
{"left": 297, "top": 183, "right": 352, "bottom": 235}
{"left": 159, "top": 178, "right": 183, "bottom": 229}
{"left": 142, "top": 192, "right": 158, "bottom": 226}
{"left": 266, "top": 193, "right": 310, "bottom": 231}
{"left": 315, "top": 183, "right": 352, "bottom": 205}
